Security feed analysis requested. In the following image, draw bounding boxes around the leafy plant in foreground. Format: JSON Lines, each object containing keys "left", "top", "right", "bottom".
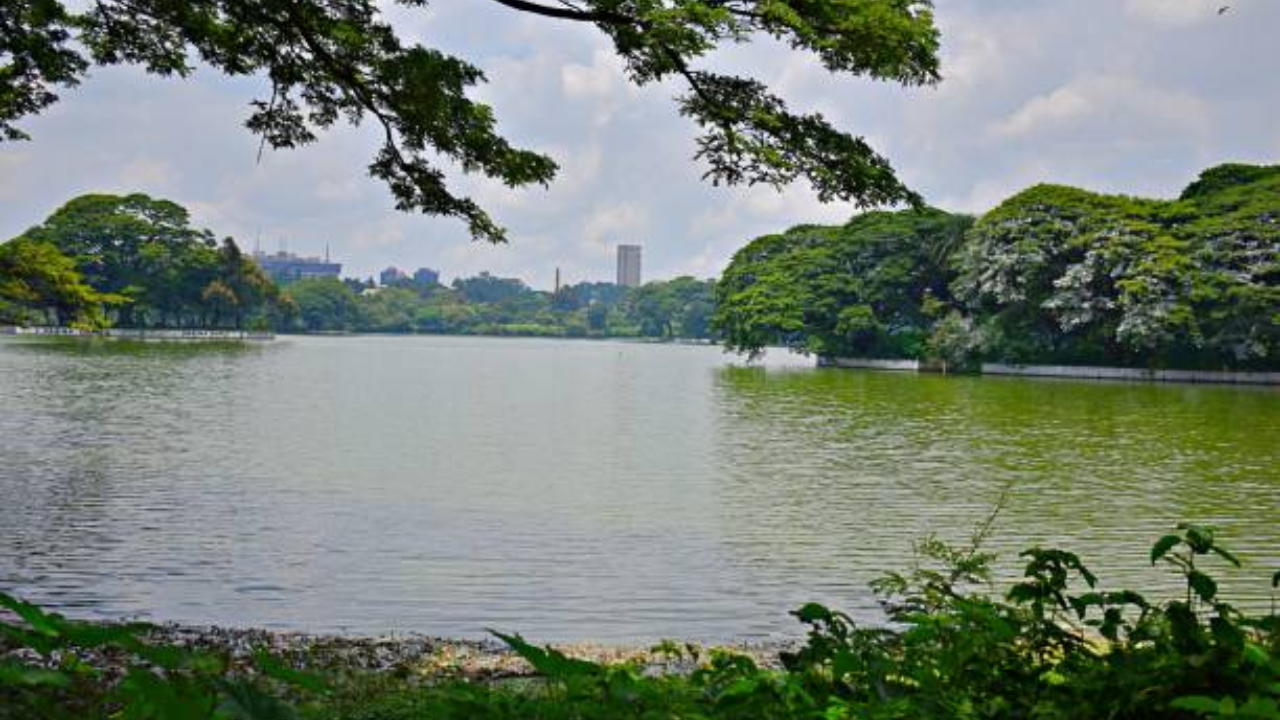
{"left": 481, "top": 524, "right": 1277, "bottom": 720}
{"left": 4, "top": 525, "right": 1276, "bottom": 719}
{"left": 0, "top": 594, "right": 324, "bottom": 719}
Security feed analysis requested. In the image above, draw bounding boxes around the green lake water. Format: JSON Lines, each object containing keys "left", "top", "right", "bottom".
{"left": 0, "top": 335, "right": 1276, "bottom": 642}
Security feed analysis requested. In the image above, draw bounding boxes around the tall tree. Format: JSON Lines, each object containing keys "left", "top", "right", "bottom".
{"left": 0, "top": 239, "right": 120, "bottom": 328}
{"left": 956, "top": 165, "right": 1280, "bottom": 368}
{"left": 13, "top": 193, "right": 282, "bottom": 328}
{"left": 1, "top": 0, "right": 940, "bottom": 241}
{"left": 715, "top": 208, "right": 971, "bottom": 358}
{"left": 17, "top": 193, "right": 217, "bottom": 325}
{"left": 282, "top": 276, "right": 360, "bottom": 332}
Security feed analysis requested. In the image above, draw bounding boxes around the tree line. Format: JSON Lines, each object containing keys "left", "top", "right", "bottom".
{"left": 284, "top": 273, "right": 716, "bottom": 340}
{"left": 714, "top": 163, "right": 1279, "bottom": 371}
{"left": 6, "top": 163, "right": 1273, "bottom": 362}
{"left": 0, "top": 192, "right": 717, "bottom": 340}
{"left": 1, "top": 194, "right": 284, "bottom": 330}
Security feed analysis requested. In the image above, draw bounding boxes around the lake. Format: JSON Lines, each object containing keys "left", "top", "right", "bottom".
{"left": 0, "top": 335, "right": 1276, "bottom": 643}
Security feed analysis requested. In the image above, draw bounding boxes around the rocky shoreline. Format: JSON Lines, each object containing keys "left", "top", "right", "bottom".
{"left": 1, "top": 619, "right": 791, "bottom": 682}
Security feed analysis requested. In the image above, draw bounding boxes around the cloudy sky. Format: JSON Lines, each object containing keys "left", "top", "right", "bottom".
{"left": 2, "top": 0, "right": 1277, "bottom": 288}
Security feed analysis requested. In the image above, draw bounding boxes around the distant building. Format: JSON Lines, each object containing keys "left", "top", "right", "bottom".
{"left": 252, "top": 249, "right": 341, "bottom": 285}
{"left": 413, "top": 267, "right": 440, "bottom": 285}
{"left": 380, "top": 267, "right": 408, "bottom": 286}
{"left": 616, "top": 244, "right": 642, "bottom": 287}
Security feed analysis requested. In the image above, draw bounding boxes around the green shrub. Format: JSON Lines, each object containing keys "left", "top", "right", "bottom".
{"left": 4, "top": 525, "right": 1276, "bottom": 719}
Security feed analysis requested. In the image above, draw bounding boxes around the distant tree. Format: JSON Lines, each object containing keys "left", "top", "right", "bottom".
{"left": 16, "top": 193, "right": 217, "bottom": 325}
{"left": 358, "top": 287, "right": 420, "bottom": 332}
{"left": 342, "top": 277, "right": 374, "bottom": 295}
{"left": 715, "top": 208, "right": 972, "bottom": 358}
{"left": 12, "top": 193, "right": 278, "bottom": 328}
{"left": 413, "top": 289, "right": 478, "bottom": 334}
{"left": 2, "top": 0, "right": 941, "bottom": 241}
{"left": 554, "top": 281, "right": 628, "bottom": 312}
{"left": 957, "top": 165, "right": 1280, "bottom": 368}
{"left": 215, "top": 237, "right": 277, "bottom": 328}
{"left": 623, "top": 277, "right": 717, "bottom": 338}
{"left": 585, "top": 301, "right": 609, "bottom": 332}
{"left": 269, "top": 291, "right": 299, "bottom": 331}
{"left": 452, "top": 272, "right": 531, "bottom": 305}
{"left": 283, "top": 277, "right": 360, "bottom": 332}
{"left": 200, "top": 279, "right": 239, "bottom": 328}
{"left": 713, "top": 164, "right": 1278, "bottom": 370}
{"left": 0, "top": 239, "right": 120, "bottom": 328}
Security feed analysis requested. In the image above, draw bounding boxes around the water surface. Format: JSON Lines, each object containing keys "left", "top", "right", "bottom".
{"left": 0, "top": 335, "right": 1276, "bottom": 642}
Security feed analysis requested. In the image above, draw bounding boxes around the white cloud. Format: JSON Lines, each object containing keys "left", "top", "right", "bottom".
{"left": 993, "top": 82, "right": 1095, "bottom": 137}
{"left": 561, "top": 50, "right": 627, "bottom": 99}
{"left": 350, "top": 218, "right": 407, "bottom": 252}
{"left": 580, "top": 202, "right": 649, "bottom": 252}
{"left": 2, "top": 0, "right": 1278, "bottom": 285}
{"left": 116, "top": 157, "right": 179, "bottom": 190}
{"left": 1124, "top": 0, "right": 1223, "bottom": 26}
{"left": 0, "top": 153, "right": 30, "bottom": 203}
{"left": 992, "top": 75, "right": 1211, "bottom": 140}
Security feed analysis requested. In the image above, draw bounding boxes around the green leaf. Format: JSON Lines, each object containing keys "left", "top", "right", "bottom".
{"left": 0, "top": 592, "right": 63, "bottom": 638}
{"left": 1184, "top": 525, "right": 1215, "bottom": 554}
{"left": 1237, "top": 697, "right": 1279, "bottom": 718}
{"left": 489, "top": 630, "right": 600, "bottom": 680}
{"left": 1243, "top": 643, "right": 1270, "bottom": 668}
{"left": 794, "top": 603, "right": 834, "bottom": 623}
{"left": 1189, "top": 570, "right": 1218, "bottom": 603}
{"left": 60, "top": 620, "right": 148, "bottom": 651}
{"left": 116, "top": 668, "right": 218, "bottom": 720}
{"left": 0, "top": 661, "right": 72, "bottom": 688}
{"left": 1171, "top": 695, "right": 1222, "bottom": 714}
{"left": 217, "top": 680, "right": 299, "bottom": 720}
{"left": 252, "top": 651, "right": 328, "bottom": 694}
{"left": 1211, "top": 545, "right": 1242, "bottom": 568}
{"left": 1151, "top": 535, "right": 1181, "bottom": 565}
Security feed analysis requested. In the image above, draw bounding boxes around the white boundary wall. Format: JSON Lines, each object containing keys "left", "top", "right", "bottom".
{"left": 817, "top": 357, "right": 920, "bottom": 372}
{"left": 815, "top": 354, "right": 1279, "bottom": 385}
{"left": 1, "top": 326, "right": 272, "bottom": 341}
{"left": 982, "top": 363, "right": 1279, "bottom": 386}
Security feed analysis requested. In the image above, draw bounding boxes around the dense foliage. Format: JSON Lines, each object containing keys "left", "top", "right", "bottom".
{"left": 3, "top": 194, "right": 283, "bottom": 330}
{"left": 282, "top": 273, "right": 717, "bottom": 340}
{"left": 715, "top": 208, "right": 972, "bottom": 359}
{"left": 0, "top": 193, "right": 715, "bottom": 338}
{"left": 3, "top": 526, "right": 1276, "bottom": 719}
{"left": 956, "top": 165, "right": 1279, "bottom": 368}
{"left": 0, "top": 238, "right": 120, "bottom": 329}
{"left": 1, "top": 0, "right": 940, "bottom": 241}
{"left": 715, "top": 163, "right": 1280, "bottom": 370}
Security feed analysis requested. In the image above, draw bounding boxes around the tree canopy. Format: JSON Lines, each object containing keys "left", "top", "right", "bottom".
{"left": 0, "top": 238, "right": 119, "bottom": 329}
{"left": 282, "top": 271, "right": 718, "bottom": 339}
{"left": 715, "top": 207, "right": 971, "bottom": 358}
{"left": 8, "top": 193, "right": 282, "bottom": 329}
{"left": 714, "top": 163, "right": 1280, "bottom": 370}
{"left": 957, "top": 165, "right": 1279, "bottom": 368}
{"left": 2, "top": 0, "right": 940, "bottom": 241}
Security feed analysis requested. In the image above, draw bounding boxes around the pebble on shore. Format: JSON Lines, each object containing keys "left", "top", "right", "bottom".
{"left": 1, "top": 619, "right": 788, "bottom": 682}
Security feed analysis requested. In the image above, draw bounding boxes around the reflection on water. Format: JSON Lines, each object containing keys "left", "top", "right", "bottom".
{"left": 0, "top": 335, "right": 1276, "bottom": 642}
{"left": 711, "top": 368, "right": 1279, "bottom": 621}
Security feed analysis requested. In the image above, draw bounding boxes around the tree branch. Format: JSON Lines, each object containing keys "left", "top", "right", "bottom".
{"left": 487, "top": 0, "right": 618, "bottom": 23}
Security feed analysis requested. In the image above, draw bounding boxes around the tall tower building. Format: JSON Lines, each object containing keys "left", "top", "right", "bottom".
{"left": 616, "top": 244, "right": 642, "bottom": 288}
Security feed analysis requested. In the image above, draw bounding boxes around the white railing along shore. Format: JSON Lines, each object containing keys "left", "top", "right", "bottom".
{"left": 0, "top": 326, "right": 273, "bottom": 341}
